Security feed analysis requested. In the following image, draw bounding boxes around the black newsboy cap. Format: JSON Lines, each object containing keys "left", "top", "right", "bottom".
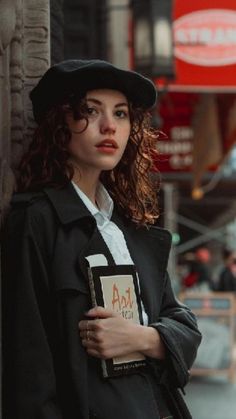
{"left": 30, "top": 59, "right": 157, "bottom": 123}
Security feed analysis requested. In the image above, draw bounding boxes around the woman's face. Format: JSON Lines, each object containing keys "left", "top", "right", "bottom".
{"left": 66, "top": 89, "right": 131, "bottom": 178}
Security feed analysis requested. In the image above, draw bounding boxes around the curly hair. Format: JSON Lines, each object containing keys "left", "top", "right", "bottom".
{"left": 17, "top": 97, "right": 160, "bottom": 225}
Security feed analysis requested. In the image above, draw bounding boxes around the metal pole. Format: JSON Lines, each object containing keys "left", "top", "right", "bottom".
{"left": 163, "top": 182, "right": 178, "bottom": 283}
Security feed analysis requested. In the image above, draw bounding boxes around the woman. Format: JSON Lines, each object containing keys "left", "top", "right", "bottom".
{"left": 2, "top": 59, "right": 201, "bottom": 419}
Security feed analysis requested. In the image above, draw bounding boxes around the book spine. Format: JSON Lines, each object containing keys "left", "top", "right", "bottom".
{"left": 87, "top": 268, "right": 109, "bottom": 377}
{"left": 87, "top": 268, "right": 97, "bottom": 307}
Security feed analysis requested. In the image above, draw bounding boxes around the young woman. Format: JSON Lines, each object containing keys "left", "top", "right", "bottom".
{"left": 2, "top": 59, "right": 201, "bottom": 419}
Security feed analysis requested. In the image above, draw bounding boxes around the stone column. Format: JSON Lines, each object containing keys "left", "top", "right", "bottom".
{"left": 0, "top": 3, "right": 50, "bottom": 412}
{"left": 23, "top": 0, "right": 51, "bottom": 154}
{"left": 0, "top": 0, "right": 18, "bottom": 222}
{"left": 0, "top": 0, "right": 50, "bottom": 222}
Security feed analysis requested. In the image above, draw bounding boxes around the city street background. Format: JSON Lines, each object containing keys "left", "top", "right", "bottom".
{"left": 185, "top": 375, "right": 236, "bottom": 419}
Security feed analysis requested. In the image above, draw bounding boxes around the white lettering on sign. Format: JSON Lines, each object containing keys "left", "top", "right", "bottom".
{"left": 170, "top": 154, "right": 193, "bottom": 169}
{"left": 176, "top": 28, "right": 236, "bottom": 46}
{"left": 158, "top": 125, "right": 193, "bottom": 170}
{"left": 158, "top": 141, "right": 192, "bottom": 155}
{"left": 171, "top": 126, "right": 193, "bottom": 141}
{"left": 174, "top": 9, "right": 236, "bottom": 66}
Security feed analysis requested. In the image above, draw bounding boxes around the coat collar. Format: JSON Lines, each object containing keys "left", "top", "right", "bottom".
{"left": 44, "top": 182, "right": 94, "bottom": 224}
{"left": 44, "top": 182, "right": 172, "bottom": 274}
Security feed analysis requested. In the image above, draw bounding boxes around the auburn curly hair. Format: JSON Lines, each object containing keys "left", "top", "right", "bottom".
{"left": 17, "top": 96, "right": 160, "bottom": 225}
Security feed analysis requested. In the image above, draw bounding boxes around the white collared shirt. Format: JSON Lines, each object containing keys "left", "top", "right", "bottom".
{"left": 72, "top": 181, "right": 134, "bottom": 264}
{"left": 71, "top": 181, "right": 148, "bottom": 324}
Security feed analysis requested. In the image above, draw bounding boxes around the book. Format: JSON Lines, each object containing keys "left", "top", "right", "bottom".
{"left": 86, "top": 256, "right": 146, "bottom": 378}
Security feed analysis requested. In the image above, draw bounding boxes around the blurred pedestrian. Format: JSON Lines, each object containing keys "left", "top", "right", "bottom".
{"left": 217, "top": 249, "right": 236, "bottom": 292}
{"left": 2, "top": 59, "right": 201, "bottom": 419}
{"left": 182, "top": 247, "right": 212, "bottom": 291}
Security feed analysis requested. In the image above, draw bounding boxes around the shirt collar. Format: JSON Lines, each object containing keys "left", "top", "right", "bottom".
{"left": 71, "top": 181, "right": 114, "bottom": 220}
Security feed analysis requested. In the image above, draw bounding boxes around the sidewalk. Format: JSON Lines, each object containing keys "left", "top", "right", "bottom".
{"left": 184, "top": 375, "right": 236, "bottom": 419}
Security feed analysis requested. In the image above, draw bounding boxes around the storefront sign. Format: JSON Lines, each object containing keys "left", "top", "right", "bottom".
{"left": 156, "top": 0, "right": 236, "bottom": 91}
{"left": 157, "top": 93, "right": 198, "bottom": 172}
{"left": 174, "top": 9, "right": 236, "bottom": 67}
{"left": 158, "top": 126, "right": 193, "bottom": 172}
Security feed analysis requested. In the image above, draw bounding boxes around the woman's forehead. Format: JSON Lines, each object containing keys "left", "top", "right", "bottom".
{"left": 85, "top": 88, "right": 129, "bottom": 104}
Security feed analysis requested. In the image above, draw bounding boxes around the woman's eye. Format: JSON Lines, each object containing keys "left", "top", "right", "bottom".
{"left": 85, "top": 106, "right": 97, "bottom": 116}
{"left": 115, "top": 109, "right": 129, "bottom": 118}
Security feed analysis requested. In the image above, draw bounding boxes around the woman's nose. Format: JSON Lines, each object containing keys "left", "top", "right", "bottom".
{"left": 100, "top": 114, "right": 116, "bottom": 134}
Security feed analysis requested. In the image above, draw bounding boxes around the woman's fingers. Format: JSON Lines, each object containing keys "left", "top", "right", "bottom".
{"left": 86, "top": 306, "right": 119, "bottom": 319}
{"left": 79, "top": 314, "right": 140, "bottom": 359}
{"left": 78, "top": 307, "right": 145, "bottom": 359}
{"left": 78, "top": 306, "right": 119, "bottom": 334}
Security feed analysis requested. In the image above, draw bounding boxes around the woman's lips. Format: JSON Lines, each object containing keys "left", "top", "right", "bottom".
{"left": 95, "top": 139, "right": 118, "bottom": 153}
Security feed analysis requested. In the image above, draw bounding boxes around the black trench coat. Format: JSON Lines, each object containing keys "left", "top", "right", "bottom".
{"left": 2, "top": 182, "right": 201, "bottom": 419}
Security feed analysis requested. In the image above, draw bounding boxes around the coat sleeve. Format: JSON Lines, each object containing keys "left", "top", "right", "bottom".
{"left": 2, "top": 205, "right": 63, "bottom": 419}
{"left": 149, "top": 272, "right": 202, "bottom": 389}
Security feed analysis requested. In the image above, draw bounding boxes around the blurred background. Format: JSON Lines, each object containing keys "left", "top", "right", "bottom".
{"left": 1, "top": 0, "right": 236, "bottom": 417}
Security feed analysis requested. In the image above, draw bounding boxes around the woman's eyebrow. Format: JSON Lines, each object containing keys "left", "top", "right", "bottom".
{"left": 114, "top": 102, "right": 129, "bottom": 108}
{"left": 86, "top": 98, "right": 128, "bottom": 107}
{"left": 86, "top": 98, "right": 102, "bottom": 105}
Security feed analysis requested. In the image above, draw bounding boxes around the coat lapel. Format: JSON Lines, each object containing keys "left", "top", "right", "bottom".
{"left": 44, "top": 183, "right": 91, "bottom": 224}
{"left": 44, "top": 183, "right": 116, "bottom": 291}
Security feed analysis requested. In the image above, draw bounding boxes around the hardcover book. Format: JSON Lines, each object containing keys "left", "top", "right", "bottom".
{"left": 86, "top": 259, "right": 146, "bottom": 378}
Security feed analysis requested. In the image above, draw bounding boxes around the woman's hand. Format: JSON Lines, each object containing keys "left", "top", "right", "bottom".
{"left": 78, "top": 306, "right": 165, "bottom": 360}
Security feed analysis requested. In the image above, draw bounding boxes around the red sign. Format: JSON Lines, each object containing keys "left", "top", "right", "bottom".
{"left": 157, "top": 93, "right": 199, "bottom": 172}
{"left": 152, "top": 1, "right": 236, "bottom": 175}
{"left": 156, "top": 92, "right": 236, "bottom": 173}
{"left": 174, "top": 10, "right": 236, "bottom": 67}
{"left": 156, "top": 0, "right": 236, "bottom": 91}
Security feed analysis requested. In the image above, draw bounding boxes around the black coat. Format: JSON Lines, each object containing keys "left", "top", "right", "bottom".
{"left": 2, "top": 183, "right": 201, "bottom": 419}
